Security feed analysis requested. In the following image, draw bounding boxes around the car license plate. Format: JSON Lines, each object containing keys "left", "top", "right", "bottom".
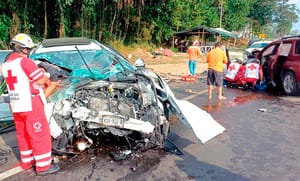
{"left": 102, "top": 116, "right": 124, "bottom": 127}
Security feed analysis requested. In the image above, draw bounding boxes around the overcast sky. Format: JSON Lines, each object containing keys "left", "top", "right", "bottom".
{"left": 289, "top": 0, "right": 300, "bottom": 30}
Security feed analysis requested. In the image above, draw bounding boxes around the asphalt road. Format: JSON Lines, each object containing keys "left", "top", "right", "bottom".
{"left": 169, "top": 77, "right": 300, "bottom": 181}
{"left": 1, "top": 76, "right": 300, "bottom": 181}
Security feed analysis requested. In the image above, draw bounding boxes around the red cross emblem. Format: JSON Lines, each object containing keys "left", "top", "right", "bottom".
{"left": 33, "top": 122, "right": 42, "bottom": 130}
{"left": 229, "top": 64, "right": 236, "bottom": 71}
{"left": 248, "top": 63, "right": 256, "bottom": 71}
{"left": 5, "top": 70, "right": 18, "bottom": 90}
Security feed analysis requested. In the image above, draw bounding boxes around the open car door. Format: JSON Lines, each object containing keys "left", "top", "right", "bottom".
{"left": 258, "top": 41, "right": 283, "bottom": 86}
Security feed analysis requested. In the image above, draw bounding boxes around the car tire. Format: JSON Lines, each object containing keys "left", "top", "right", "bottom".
{"left": 282, "top": 71, "right": 298, "bottom": 95}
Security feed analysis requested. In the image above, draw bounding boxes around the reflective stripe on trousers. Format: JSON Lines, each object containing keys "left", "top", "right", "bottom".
{"left": 13, "top": 96, "right": 52, "bottom": 172}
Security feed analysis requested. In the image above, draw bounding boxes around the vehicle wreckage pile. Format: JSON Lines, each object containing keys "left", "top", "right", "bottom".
{"left": 50, "top": 77, "right": 170, "bottom": 155}
{"left": 1, "top": 37, "right": 226, "bottom": 162}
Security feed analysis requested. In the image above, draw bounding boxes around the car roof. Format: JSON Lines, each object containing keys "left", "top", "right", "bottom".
{"left": 34, "top": 37, "right": 102, "bottom": 54}
{"left": 268, "top": 35, "right": 300, "bottom": 44}
{"left": 251, "top": 40, "right": 272, "bottom": 45}
{"left": 281, "top": 35, "right": 300, "bottom": 41}
{"left": 41, "top": 37, "right": 92, "bottom": 47}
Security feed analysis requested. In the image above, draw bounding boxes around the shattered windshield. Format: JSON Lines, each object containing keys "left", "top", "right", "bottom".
{"left": 30, "top": 42, "right": 136, "bottom": 101}
{"left": 30, "top": 43, "right": 136, "bottom": 80}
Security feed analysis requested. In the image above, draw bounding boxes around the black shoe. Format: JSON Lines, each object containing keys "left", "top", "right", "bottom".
{"left": 37, "top": 164, "right": 60, "bottom": 176}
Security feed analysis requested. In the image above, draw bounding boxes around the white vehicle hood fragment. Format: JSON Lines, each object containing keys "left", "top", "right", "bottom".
{"left": 173, "top": 99, "right": 226, "bottom": 143}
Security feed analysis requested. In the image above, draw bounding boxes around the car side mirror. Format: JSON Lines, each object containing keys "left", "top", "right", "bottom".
{"left": 134, "top": 59, "right": 145, "bottom": 68}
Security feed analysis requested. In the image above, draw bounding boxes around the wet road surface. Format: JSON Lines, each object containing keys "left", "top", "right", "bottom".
{"left": 1, "top": 76, "right": 300, "bottom": 180}
{"left": 168, "top": 77, "right": 300, "bottom": 181}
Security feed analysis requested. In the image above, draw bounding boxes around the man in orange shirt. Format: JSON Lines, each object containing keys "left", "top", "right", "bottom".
{"left": 206, "top": 42, "right": 228, "bottom": 100}
{"left": 186, "top": 40, "right": 203, "bottom": 76}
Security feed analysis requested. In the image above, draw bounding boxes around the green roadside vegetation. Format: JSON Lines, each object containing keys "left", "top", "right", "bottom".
{"left": 0, "top": 0, "right": 299, "bottom": 50}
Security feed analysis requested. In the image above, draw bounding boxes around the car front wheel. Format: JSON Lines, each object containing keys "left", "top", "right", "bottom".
{"left": 282, "top": 72, "right": 298, "bottom": 95}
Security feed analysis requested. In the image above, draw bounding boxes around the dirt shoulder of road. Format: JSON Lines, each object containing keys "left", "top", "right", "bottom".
{"left": 124, "top": 48, "right": 208, "bottom": 79}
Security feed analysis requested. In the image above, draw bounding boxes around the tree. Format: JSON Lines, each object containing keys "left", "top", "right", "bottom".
{"left": 248, "top": 0, "right": 278, "bottom": 36}
{"left": 223, "top": 0, "right": 252, "bottom": 31}
{"left": 273, "top": 0, "right": 299, "bottom": 36}
{"left": 0, "top": 0, "right": 299, "bottom": 47}
{"left": 57, "top": 0, "right": 73, "bottom": 37}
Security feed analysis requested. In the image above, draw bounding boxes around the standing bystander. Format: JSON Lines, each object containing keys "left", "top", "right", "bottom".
{"left": 1, "top": 33, "right": 59, "bottom": 175}
{"left": 206, "top": 42, "right": 228, "bottom": 100}
{"left": 186, "top": 40, "right": 204, "bottom": 76}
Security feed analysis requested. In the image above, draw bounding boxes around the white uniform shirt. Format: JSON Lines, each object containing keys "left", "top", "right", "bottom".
{"left": 225, "top": 62, "right": 241, "bottom": 80}
{"left": 245, "top": 63, "right": 259, "bottom": 79}
{"left": 2, "top": 57, "right": 33, "bottom": 112}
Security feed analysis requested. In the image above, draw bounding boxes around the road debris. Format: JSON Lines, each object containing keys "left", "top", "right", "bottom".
{"left": 110, "top": 150, "right": 132, "bottom": 161}
{"left": 258, "top": 108, "right": 267, "bottom": 112}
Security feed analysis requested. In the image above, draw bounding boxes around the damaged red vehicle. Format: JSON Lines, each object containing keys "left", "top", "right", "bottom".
{"left": 257, "top": 35, "right": 300, "bottom": 95}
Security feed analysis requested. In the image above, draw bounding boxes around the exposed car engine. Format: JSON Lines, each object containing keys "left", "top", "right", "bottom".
{"left": 50, "top": 75, "right": 170, "bottom": 154}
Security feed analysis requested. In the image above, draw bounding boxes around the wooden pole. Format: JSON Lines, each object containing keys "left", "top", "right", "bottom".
{"left": 218, "top": 0, "right": 224, "bottom": 42}
{"left": 219, "top": 0, "right": 223, "bottom": 28}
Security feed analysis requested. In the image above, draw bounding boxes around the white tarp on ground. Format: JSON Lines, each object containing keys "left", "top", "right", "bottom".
{"left": 174, "top": 99, "right": 226, "bottom": 143}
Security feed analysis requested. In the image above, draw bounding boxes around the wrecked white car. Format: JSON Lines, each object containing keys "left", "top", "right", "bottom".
{"left": 2, "top": 38, "right": 225, "bottom": 156}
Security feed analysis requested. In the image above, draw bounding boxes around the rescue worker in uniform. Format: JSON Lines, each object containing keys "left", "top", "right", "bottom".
{"left": 1, "top": 33, "right": 59, "bottom": 175}
{"left": 224, "top": 58, "right": 245, "bottom": 87}
{"left": 244, "top": 58, "right": 263, "bottom": 89}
